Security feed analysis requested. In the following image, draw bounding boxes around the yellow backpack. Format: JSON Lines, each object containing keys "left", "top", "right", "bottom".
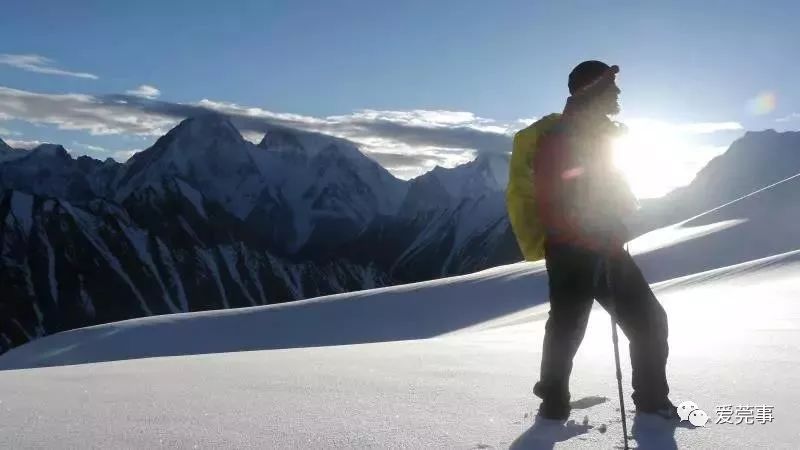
{"left": 506, "top": 113, "right": 561, "bottom": 261}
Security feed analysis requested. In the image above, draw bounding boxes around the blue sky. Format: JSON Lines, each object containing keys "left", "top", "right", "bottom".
{"left": 1, "top": 0, "right": 799, "bottom": 195}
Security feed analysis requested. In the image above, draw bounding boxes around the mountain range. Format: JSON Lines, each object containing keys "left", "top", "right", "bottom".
{"left": 1, "top": 116, "right": 798, "bottom": 354}
{"left": 0, "top": 114, "right": 515, "bottom": 353}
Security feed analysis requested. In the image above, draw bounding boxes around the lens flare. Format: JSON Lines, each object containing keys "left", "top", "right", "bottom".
{"left": 748, "top": 91, "right": 777, "bottom": 115}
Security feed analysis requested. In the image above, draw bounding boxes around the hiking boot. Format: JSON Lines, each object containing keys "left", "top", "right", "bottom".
{"left": 537, "top": 398, "right": 571, "bottom": 421}
{"left": 533, "top": 381, "right": 571, "bottom": 421}
{"left": 636, "top": 400, "right": 679, "bottom": 421}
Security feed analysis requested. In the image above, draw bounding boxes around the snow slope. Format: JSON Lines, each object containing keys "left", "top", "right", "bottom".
{"left": 3, "top": 122, "right": 795, "bottom": 358}
{"left": 1, "top": 173, "right": 799, "bottom": 448}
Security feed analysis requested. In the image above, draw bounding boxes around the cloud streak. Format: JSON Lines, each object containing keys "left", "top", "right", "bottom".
{"left": 112, "top": 149, "right": 140, "bottom": 160}
{"left": 125, "top": 85, "right": 161, "bottom": 99}
{"left": 675, "top": 121, "right": 743, "bottom": 134}
{"left": 0, "top": 54, "right": 98, "bottom": 80}
{"left": 0, "top": 86, "right": 500, "bottom": 175}
{"left": 4, "top": 138, "right": 45, "bottom": 149}
{"left": 776, "top": 112, "right": 800, "bottom": 123}
{"left": 0, "top": 127, "right": 22, "bottom": 137}
{"left": 0, "top": 86, "right": 176, "bottom": 136}
{"left": 181, "top": 99, "right": 517, "bottom": 154}
{"left": 623, "top": 118, "right": 743, "bottom": 135}
{"left": 72, "top": 142, "right": 109, "bottom": 153}
{"left": 0, "top": 84, "right": 745, "bottom": 180}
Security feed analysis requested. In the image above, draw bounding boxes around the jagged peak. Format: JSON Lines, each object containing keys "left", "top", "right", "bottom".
{"left": 30, "top": 144, "right": 71, "bottom": 160}
{"left": 425, "top": 152, "right": 506, "bottom": 177}
{"left": 123, "top": 113, "right": 247, "bottom": 170}
{"left": 258, "top": 128, "right": 304, "bottom": 151}
{"left": 257, "top": 126, "right": 367, "bottom": 162}
{"left": 0, "top": 137, "right": 11, "bottom": 152}
{"left": 167, "top": 113, "right": 244, "bottom": 144}
{"left": 412, "top": 152, "right": 508, "bottom": 199}
{"left": 76, "top": 154, "right": 104, "bottom": 163}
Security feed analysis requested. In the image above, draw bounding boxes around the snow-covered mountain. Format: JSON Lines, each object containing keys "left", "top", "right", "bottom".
{"left": 0, "top": 116, "right": 509, "bottom": 353}
{"left": 0, "top": 184, "right": 393, "bottom": 352}
{"left": 388, "top": 153, "right": 515, "bottom": 279}
{"left": 0, "top": 143, "right": 119, "bottom": 201}
{"left": 114, "top": 115, "right": 265, "bottom": 218}
{"left": 2, "top": 120, "right": 799, "bottom": 357}
{"left": 115, "top": 115, "right": 407, "bottom": 254}
{"left": 248, "top": 125, "right": 408, "bottom": 255}
{"left": 1, "top": 163, "right": 798, "bottom": 448}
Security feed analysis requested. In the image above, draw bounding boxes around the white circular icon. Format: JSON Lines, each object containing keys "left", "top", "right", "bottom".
{"left": 689, "top": 409, "right": 709, "bottom": 427}
{"left": 677, "top": 401, "right": 699, "bottom": 421}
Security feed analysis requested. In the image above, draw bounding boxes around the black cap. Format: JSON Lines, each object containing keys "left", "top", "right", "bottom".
{"left": 568, "top": 60, "right": 619, "bottom": 95}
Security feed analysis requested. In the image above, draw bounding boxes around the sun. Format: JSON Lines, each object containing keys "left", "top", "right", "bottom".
{"left": 612, "top": 120, "right": 694, "bottom": 199}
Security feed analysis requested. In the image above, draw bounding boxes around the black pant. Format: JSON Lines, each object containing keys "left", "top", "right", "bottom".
{"left": 537, "top": 242, "right": 670, "bottom": 409}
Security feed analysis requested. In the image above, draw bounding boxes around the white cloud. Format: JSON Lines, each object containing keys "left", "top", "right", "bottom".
{"left": 125, "top": 85, "right": 161, "bottom": 99}
{"left": 194, "top": 99, "right": 517, "bottom": 150}
{"left": 0, "top": 86, "right": 177, "bottom": 136}
{"left": 675, "top": 121, "right": 743, "bottom": 134}
{"left": 776, "top": 112, "right": 800, "bottom": 123}
{"left": 196, "top": 98, "right": 328, "bottom": 125}
{"left": 0, "top": 87, "right": 518, "bottom": 161}
{"left": 4, "top": 139, "right": 44, "bottom": 149}
{"left": 0, "top": 84, "right": 744, "bottom": 182}
{"left": 72, "top": 142, "right": 109, "bottom": 153}
{"left": 111, "top": 149, "right": 140, "bottom": 161}
{"left": 84, "top": 144, "right": 106, "bottom": 152}
{"left": 0, "top": 127, "right": 22, "bottom": 137}
{"left": 623, "top": 118, "right": 743, "bottom": 135}
{"left": 0, "top": 54, "right": 98, "bottom": 80}
{"left": 338, "top": 109, "right": 487, "bottom": 127}
{"left": 512, "top": 117, "right": 540, "bottom": 132}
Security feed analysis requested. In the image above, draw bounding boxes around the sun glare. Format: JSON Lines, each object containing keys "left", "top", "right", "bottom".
{"left": 612, "top": 120, "right": 698, "bottom": 199}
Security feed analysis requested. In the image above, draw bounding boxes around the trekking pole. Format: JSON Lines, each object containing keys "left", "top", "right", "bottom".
{"left": 605, "top": 253, "right": 630, "bottom": 450}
